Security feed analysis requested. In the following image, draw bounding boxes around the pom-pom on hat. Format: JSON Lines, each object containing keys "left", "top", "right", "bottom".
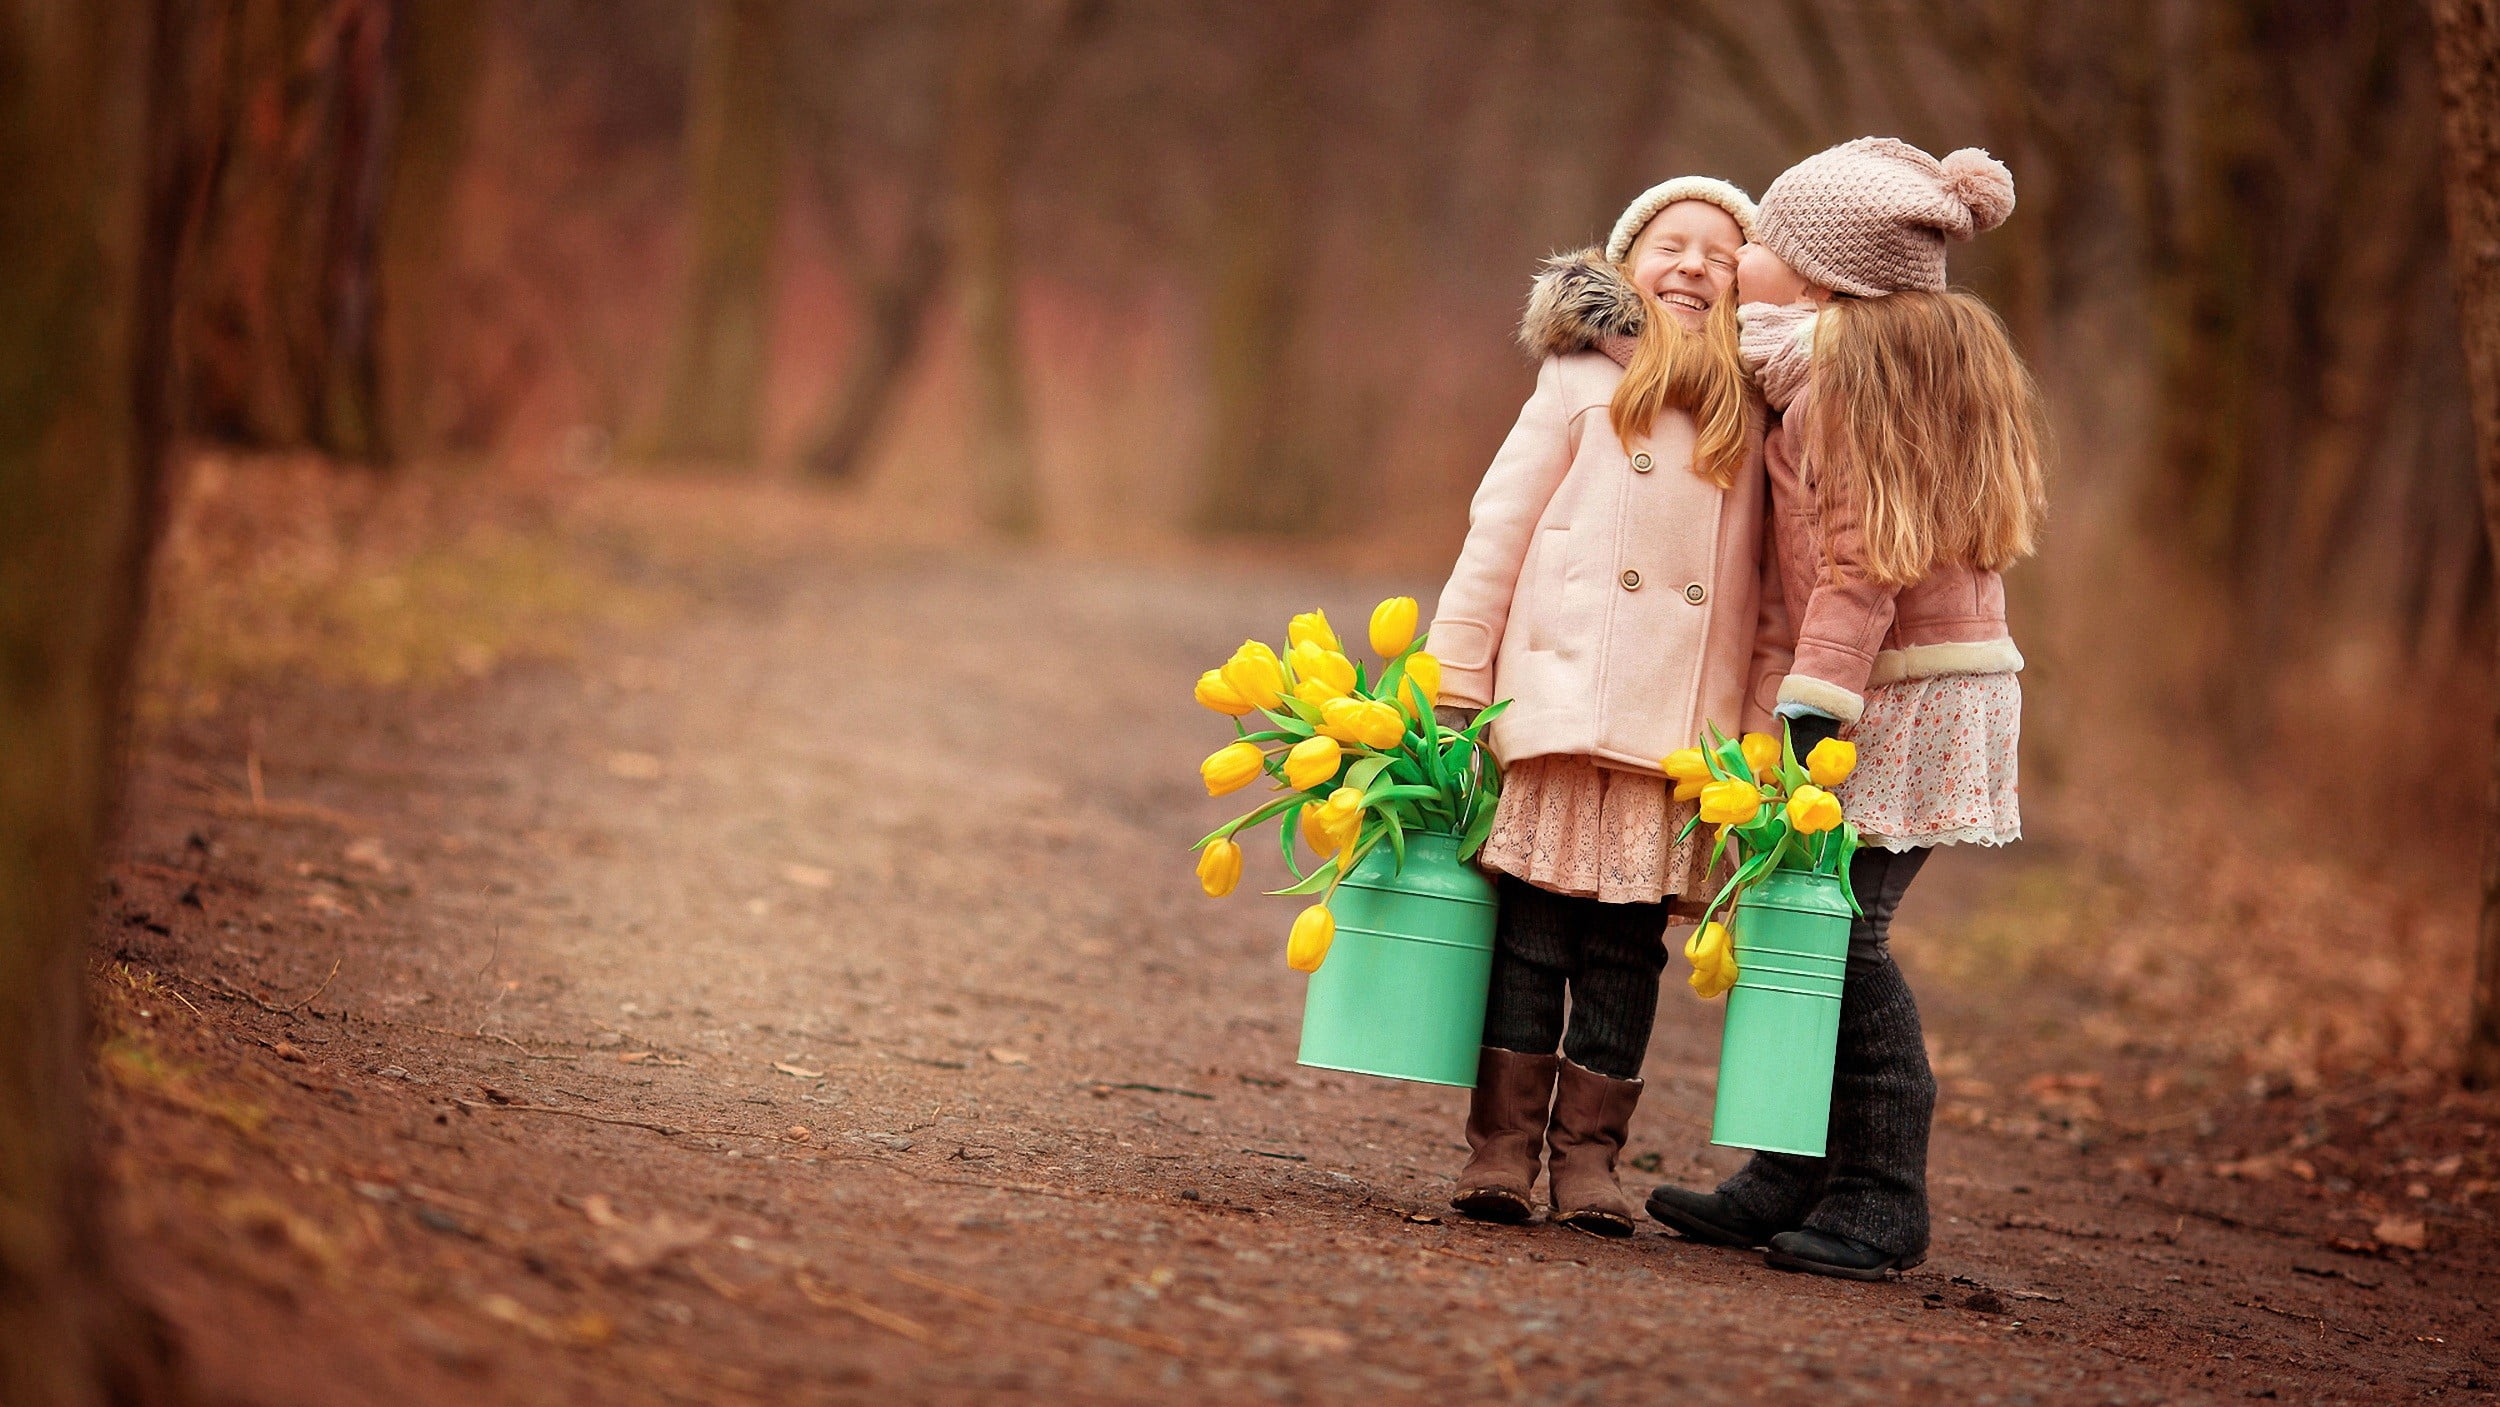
{"left": 1604, "top": 176, "right": 1758, "bottom": 265}
{"left": 1751, "top": 137, "right": 2014, "bottom": 297}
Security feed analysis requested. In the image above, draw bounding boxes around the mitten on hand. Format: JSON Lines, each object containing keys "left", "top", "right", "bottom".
{"left": 1782, "top": 710, "right": 1843, "bottom": 762}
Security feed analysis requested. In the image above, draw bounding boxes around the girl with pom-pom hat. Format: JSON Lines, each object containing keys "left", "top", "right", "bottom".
{"left": 1643, "top": 138, "right": 2048, "bottom": 1280}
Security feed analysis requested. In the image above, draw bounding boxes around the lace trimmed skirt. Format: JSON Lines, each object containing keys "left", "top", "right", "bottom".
{"left": 1478, "top": 754, "right": 1719, "bottom": 906}
{"left": 1845, "top": 671, "right": 2022, "bottom": 851}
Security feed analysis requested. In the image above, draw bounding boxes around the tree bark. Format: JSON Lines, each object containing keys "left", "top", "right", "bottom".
{"left": 1191, "top": 23, "right": 1325, "bottom": 536}
{"left": 375, "top": 0, "right": 485, "bottom": 460}
{"left": 948, "top": 0, "right": 1039, "bottom": 536}
{"left": 642, "top": 0, "right": 786, "bottom": 465}
{"left": 2429, "top": 0, "right": 2500, "bottom": 1088}
{"left": 800, "top": 221, "right": 946, "bottom": 483}
{"left": 0, "top": 1, "right": 192, "bottom": 1401}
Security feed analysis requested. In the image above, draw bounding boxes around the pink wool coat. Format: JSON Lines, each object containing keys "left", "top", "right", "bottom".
{"left": 1429, "top": 252, "right": 1778, "bottom": 771}
{"left": 1748, "top": 381, "right": 2023, "bottom": 728}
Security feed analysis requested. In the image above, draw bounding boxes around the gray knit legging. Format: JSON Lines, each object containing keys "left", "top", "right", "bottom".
{"left": 1480, "top": 874, "right": 1671, "bottom": 1081}
{"left": 1715, "top": 846, "right": 1936, "bottom": 1260}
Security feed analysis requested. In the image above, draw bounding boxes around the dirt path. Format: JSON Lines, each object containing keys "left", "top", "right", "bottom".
{"left": 97, "top": 537, "right": 2498, "bottom": 1405}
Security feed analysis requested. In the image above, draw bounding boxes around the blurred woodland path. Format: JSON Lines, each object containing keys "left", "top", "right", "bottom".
{"left": 90, "top": 496, "right": 2500, "bottom": 1406}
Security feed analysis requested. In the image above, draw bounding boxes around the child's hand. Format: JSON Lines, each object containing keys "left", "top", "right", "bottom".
{"left": 1783, "top": 712, "right": 1843, "bottom": 761}
{"left": 1434, "top": 705, "right": 1480, "bottom": 733}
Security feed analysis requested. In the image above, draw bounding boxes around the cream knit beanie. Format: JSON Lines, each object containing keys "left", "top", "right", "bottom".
{"left": 1604, "top": 176, "right": 1758, "bottom": 265}
{"left": 1751, "top": 137, "right": 2015, "bottom": 297}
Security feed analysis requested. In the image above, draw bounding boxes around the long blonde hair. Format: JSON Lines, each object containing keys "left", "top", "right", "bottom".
{"left": 1609, "top": 291, "right": 1749, "bottom": 489}
{"left": 1804, "top": 290, "right": 2047, "bottom": 585}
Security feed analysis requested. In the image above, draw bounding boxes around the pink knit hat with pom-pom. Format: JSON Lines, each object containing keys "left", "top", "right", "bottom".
{"left": 1751, "top": 137, "right": 2015, "bottom": 297}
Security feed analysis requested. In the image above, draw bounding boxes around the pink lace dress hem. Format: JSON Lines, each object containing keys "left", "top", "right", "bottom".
{"left": 1841, "top": 672, "right": 2022, "bottom": 851}
{"left": 1477, "top": 754, "right": 1719, "bottom": 906}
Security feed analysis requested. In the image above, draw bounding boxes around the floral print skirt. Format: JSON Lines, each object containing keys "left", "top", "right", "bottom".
{"left": 1845, "top": 671, "right": 2022, "bottom": 851}
{"left": 1478, "top": 754, "right": 1718, "bottom": 906}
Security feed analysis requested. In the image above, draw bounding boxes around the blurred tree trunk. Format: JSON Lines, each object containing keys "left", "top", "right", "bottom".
{"left": 175, "top": 0, "right": 400, "bottom": 463}
{"left": 1193, "top": 30, "right": 1324, "bottom": 536}
{"left": 948, "top": 1, "right": 1038, "bottom": 536}
{"left": 375, "top": 0, "right": 484, "bottom": 460}
{"left": 799, "top": 218, "right": 945, "bottom": 482}
{"left": 2430, "top": 0, "right": 2500, "bottom": 1088}
{"left": 1, "top": 1, "right": 191, "bottom": 1401}
{"left": 642, "top": 0, "right": 786, "bottom": 465}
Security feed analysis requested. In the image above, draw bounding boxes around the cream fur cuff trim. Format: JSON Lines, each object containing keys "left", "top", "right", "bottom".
{"left": 1776, "top": 674, "right": 1866, "bottom": 726}
{"left": 1866, "top": 638, "right": 2025, "bottom": 688}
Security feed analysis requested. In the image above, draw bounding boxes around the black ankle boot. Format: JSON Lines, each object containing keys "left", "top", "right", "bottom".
{"left": 1764, "top": 1228, "right": 1912, "bottom": 1280}
{"left": 1643, "top": 1186, "right": 1783, "bottom": 1249}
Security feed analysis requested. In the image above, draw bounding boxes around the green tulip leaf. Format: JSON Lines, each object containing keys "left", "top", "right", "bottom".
{"left": 1192, "top": 792, "right": 1303, "bottom": 849}
{"left": 1278, "top": 802, "right": 1308, "bottom": 880}
{"left": 1458, "top": 791, "right": 1500, "bottom": 862}
{"left": 1257, "top": 708, "right": 1315, "bottom": 738}
{"left": 1346, "top": 754, "right": 1393, "bottom": 795}
{"left": 1268, "top": 855, "right": 1342, "bottom": 897}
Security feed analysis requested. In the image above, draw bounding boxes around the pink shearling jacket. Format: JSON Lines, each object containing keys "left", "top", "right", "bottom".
{"left": 1428, "top": 251, "right": 1778, "bottom": 771}
{"left": 1742, "top": 303, "right": 2024, "bottom": 727}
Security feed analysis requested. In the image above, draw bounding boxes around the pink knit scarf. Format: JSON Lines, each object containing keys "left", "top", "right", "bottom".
{"left": 1738, "top": 301, "right": 1821, "bottom": 411}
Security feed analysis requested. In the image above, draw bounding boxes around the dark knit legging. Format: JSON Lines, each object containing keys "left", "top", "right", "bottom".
{"left": 1481, "top": 875, "right": 1671, "bottom": 1081}
{"left": 1716, "top": 845, "right": 1936, "bottom": 1260}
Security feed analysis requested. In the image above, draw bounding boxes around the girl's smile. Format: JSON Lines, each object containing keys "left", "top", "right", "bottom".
{"left": 1623, "top": 200, "right": 1743, "bottom": 331}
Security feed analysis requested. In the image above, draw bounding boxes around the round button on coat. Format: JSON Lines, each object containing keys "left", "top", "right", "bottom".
{"left": 1684, "top": 582, "right": 1708, "bottom": 604}
{"left": 1632, "top": 452, "right": 1654, "bottom": 472}
{"left": 1621, "top": 569, "right": 1642, "bottom": 591}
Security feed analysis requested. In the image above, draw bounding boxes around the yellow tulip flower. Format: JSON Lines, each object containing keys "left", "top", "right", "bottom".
{"left": 1740, "top": 732, "right": 1782, "bottom": 780}
{"left": 1697, "top": 777, "right": 1763, "bottom": 825}
{"left": 1195, "top": 669, "right": 1254, "bottom": 716}
{"left": 1221, "top": 641, "right": 1286, "bottom": 711}
{"left": 1402, "top": 651, "right": 1442, "bottom": 708}
{"left": 1289, "top": 640, "right": 1356, "bottom": 697}
{"left": 1283, "top": 735, "right": 1343, "bottom": 791}
{"left": 1200, "top": 741, "right": 1265, "bottom": 797}
{"left": 1806, "top": 737, "right": 1858, "bottom": 788}
{"left": 1662, "top": 747, "right": 1710, "bottom": 784}
{"left": 1301, "top": 785, "right": 1363, "bottom": 855}
{"left": 1785, "top": 784, "right": 1844, "bottom": 835}
{"left": 1294, "top": 677, "right": 1350, "bottom": 706}
{"left": 1684, "top": 921, "right": 1738, "bottom": 999}
{"left": 1369, "top": 597, "right": 1418, "bottom": 657}
{"left": 1319, "top": 697, "right": 1405, "bottom": 750}
{"left": 1673, "top": 775, "right": 1707, "bottom": 803}
{"left": 1286, "top": 905, "right": 1336, "bottom": 972}
{"left": 1196, "top": 838, "right": 1243, "bottom": 897}
{"left": 1287, "top": 609, "right": 1340, "bottom": 654}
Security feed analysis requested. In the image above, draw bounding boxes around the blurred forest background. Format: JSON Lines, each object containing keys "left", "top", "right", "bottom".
{"left": 54, "top": 1, "right": 2500, "bottom": 1088}
{"left": 108, "top": 0, "right": 2500, "bottom": 1073}
{"left": 147, "top": 0, "right": 2487, "bottom": 713}
{"left": 14, "top": 2, "right": 2500, "bottom": 1396}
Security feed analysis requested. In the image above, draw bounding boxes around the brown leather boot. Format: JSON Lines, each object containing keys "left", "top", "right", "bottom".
{"left": 1450, "top": 1047, "right": 1559, "bottom": 1223}
{"left": 1546, "top": 1059, "right": 1644, "bottom": 1237}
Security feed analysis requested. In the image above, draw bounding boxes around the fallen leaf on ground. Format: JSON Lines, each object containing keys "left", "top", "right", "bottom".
{"left": 780, "top": 863, "right": 832, "bottom": 889}
{"left": 1286, "top": 1327, "right": 1353, "bottom": 1354}
{"left": 343, "top": 837, "right": 392, "bottom": 873}
{"left": 773, "top": 1061, "right": 824, "bottom": 1080}
{"left": 600, "top": 1211, "right": 711, "bottom": 1273}
{"left": 2372, "top": 1216, "right": 2427, "bottom": 1251}
{"left": 605, "top": 752, "right": 663, "bottom": 780}
{"left": 577, "top": 1194, "right": 623, "bottom": 1228}
{"left": 985, "top": 1048, "right": 1029, "bottom": 1066}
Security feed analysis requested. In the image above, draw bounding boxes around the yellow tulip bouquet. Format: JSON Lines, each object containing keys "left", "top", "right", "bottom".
{"left": 1665, "top": 724, "right": 1863, "bottom": 1000}
{"left": 1190, "top": 599, "right": 1506, "bottom": 974}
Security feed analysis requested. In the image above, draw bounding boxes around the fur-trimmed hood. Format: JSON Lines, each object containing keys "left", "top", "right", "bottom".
{"left": 1517, "top": 248, "right": 1646, "bottom": 363}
